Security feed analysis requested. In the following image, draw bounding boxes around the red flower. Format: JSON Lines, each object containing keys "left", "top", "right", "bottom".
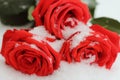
{"left": 32, "top": 0, "right": 91, "bottom": 38}
{"left": 119, "top": 36, "right": 120, "bottom": 52}
{"left": 1, "top": 29, "right": 60, "bottom": 76}
{"left": 60, "top": 25, "right": 119, "bottom": 69}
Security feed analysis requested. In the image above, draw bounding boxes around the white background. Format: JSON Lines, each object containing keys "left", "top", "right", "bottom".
{"left": 96, "top": 0, "right": 120, "bottom": 21}
{"left": 0, "top": 0, "right": 120, "bottom": 80}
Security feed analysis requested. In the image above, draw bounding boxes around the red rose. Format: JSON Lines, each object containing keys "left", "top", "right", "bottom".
{"left": 32, "top": 0, "right": 91, "bottom": 38}
{"left": 119, "top": 36, "right": 120, "bottom": 52}
{"left": 60, "top": 25, "right": 119, "bottom": 69}
{"left": 1, "top": 29, "right": 60, "bottom": 76}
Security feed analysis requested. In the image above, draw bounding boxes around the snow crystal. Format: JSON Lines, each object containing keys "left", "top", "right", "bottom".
{"left": 29, "top": 26, "right": 63, "bottom": 52}
{"left": 62, "top": 22, "right": 93, "bottom": 49}
{"left": 48, "top": 39, "right": 64, "bottom": 52}
{"left": 62, "top": 22, "right": 92, "bottom": 40}
{"left": 29, "top": 26, "right": 55, "bottom": 41}
{"left": 70, "top": 23, "right": 93, "bottom": 49}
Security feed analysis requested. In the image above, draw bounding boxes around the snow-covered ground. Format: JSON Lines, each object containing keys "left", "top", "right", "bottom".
{"left": 0, "top": 0, "right": 120, "bottom": 80}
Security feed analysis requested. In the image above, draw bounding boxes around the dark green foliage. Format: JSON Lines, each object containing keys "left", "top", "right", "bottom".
{"left": 0, "top": 0, "right": 35, "bottom": 15}
{"left": 91, "top": 17, "right": 120, "bottom": 34}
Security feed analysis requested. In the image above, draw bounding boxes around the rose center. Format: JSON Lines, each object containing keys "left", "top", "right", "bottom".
{"left": 24, "top": 57, "right": 36, "bottom": 64}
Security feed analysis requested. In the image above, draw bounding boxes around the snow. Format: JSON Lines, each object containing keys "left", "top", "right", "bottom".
{"left": 0, "top": 54, "right": 120, "bottom": 80}
{"left": 29, "top": 26, "right": 64, "bottom": 52}
{"left": 29, "top": 26, "right": 55, "bottom": 41}
{"left": 65, "top": 17, "right": 77, "bottom": 26}
{"left": 62, "top": 22, "right": 93, "bottom": 49}
{"left": 62, "top": 22, "right": 92, "bottom": 40}
{"left": 81, "top": 55, "right": 96, "bottom": 64}
{"left": 48, "top": 39, "right": 64, "bottom": 52}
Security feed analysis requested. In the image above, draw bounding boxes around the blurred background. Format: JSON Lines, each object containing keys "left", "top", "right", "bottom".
{"left": 96, "top": 0, "right": 120, "bottom": 21}
{"left": 0, "top": 0, "right": 120, "bottom": 26}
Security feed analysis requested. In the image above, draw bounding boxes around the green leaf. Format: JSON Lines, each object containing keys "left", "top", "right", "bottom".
{"left": 91, "top": 17, "right": 120, "bottom": 34}
{"left": 82, "top": 0, "right": 97, "bottom": 17}
{"left": 28, "top": 6, "right": 35, "bottom": 21}
{"left": 0, "top": 0, "right": 35, "bottom": 15}
{"left": 0, "top": 10, "right": 29, "bottom": 26}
